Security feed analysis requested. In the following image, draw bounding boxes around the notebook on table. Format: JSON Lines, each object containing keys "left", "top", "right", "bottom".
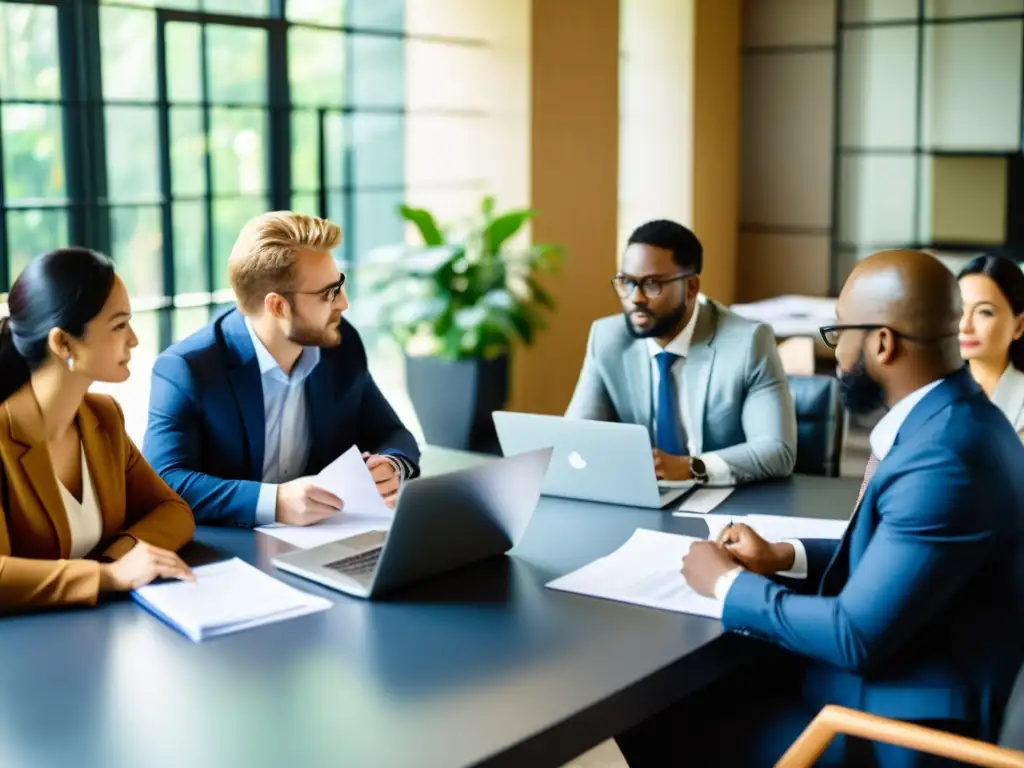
{"left": 132, "top": 558, "right": 332, "bottom": 642}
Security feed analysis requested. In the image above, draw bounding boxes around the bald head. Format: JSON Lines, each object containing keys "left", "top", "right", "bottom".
{"left": 840, "top": 250, "right": 961, "bottom": 341}
{"left": 832, "top": 250, "right": 963, "bottom": 407}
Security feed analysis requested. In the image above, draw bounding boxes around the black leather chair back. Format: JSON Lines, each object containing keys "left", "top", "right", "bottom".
{"left": 788, "top": 375, "right": 844, "bottom": 477}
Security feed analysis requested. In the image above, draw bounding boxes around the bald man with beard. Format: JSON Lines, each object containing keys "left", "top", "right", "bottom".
{"left": 616, "top": 251, "right": 1024, "bottom": 767}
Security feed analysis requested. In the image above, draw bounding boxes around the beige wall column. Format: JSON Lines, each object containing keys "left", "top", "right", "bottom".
{"left": 619, "top": 0, "right": 696, "bottom": 255}
{"left": 691, "top": 0, "right": 741, "bottom": 304}
{"left": 509, "top": 0, "right": 621, "bottom": 415}
{"left": 619, "top": 0, "right": 742, "bottom": 305}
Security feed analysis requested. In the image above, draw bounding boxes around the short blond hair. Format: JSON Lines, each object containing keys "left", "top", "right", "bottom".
{"left": 227, "top": 211, "right": 342, "bottom": 314}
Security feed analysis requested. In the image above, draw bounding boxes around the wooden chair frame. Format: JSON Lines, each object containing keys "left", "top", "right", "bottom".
{"left": 775, "top": 705, "right": 1024, "bottom": 768}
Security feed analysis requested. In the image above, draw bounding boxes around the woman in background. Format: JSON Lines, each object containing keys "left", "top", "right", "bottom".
{"left": 957, "top": 253, "right": 1024, "bottom": 437}
{"left": 0, "top": 248, "right": 195, "bottom": 615}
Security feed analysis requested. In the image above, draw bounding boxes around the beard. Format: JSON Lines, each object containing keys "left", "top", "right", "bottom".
{"left": 624, "top": 299, "right": 688, "bottom": 340}
{"left": 837, "top": 351, "right": 886, "bottom": 415}
{"left": 287, "top": 314, "right": 343, "bottom": 348}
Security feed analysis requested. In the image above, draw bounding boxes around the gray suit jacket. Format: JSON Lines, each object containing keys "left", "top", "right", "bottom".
{"left": 565, "top": 300, "right": 797, "bottom": 483}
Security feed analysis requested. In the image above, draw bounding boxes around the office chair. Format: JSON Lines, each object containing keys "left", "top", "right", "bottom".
{"left": 776, "top": 663, "right": 1024, "bottom": 767}
{"left": 788, "top": 375, "right": 844, "bottom": 477}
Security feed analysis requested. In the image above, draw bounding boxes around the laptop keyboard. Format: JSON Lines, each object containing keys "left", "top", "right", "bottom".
{"left": 324, "top": 547, "right": 383, "bottom": 577}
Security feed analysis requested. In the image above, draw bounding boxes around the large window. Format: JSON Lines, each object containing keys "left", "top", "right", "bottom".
{"left": 0, "top": 2, "right": 68, "bottom": 288}
{"left": 0, "top": 0, "right": 406, "bottom": 355}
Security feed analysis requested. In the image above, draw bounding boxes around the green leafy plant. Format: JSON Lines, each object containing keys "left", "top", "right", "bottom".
{"left": 367, "top": 196, "right": 565, "bottom": 361}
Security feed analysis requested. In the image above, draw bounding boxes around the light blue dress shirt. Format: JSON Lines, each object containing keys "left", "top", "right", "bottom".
{"left": 245, "top": 318, "right": 322, "bottom": 526}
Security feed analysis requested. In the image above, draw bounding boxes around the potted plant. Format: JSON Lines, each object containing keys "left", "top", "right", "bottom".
{"left": 367, "top": 196, "right": 564, "bottom": 452}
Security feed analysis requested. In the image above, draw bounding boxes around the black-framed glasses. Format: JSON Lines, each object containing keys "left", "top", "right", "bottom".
{"left": 611, "top": 273, "right": 691, "bottom": 299}
{"left": 818, "top": 324, "right": 955, "bottom": 350}
{"left": 281, "top": 274, "right": 346, "bottom": 303}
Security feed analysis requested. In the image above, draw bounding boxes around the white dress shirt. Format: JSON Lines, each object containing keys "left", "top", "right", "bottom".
{"left": 713, "top": 378, "right": 944, "bottom": 599}
{"left": 647, "top": 303, "right": 733, "bottom": 484}
{"left": 57, "top": 444, "right": 103, "bottom": 559}
{"left": 990, "top": 363, "right": 1024, "bottom": 439}
{"left": 245, "top": 318, "right": 321, "bottom": 526}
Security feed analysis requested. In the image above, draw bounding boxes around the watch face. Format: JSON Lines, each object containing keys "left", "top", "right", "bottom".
{"left": 690, "top": 458, "right": 708, "bottom": 479}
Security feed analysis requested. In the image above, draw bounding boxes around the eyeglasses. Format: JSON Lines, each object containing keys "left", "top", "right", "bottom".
{"left": 818, "top": 324, "right": 955, "bottom": 350}
{"left": 281, "top": 274, "right": 346, "bottom": 303}
{"left": 611, "top": 273, "right": 691, "bottom": 299}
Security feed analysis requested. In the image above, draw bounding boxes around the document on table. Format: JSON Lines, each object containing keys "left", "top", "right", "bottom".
{"left": 676, "top": 486, "right": 735, "bottom": 513}
{"left": 132, "top": 558, "right": 332, "bottom": 642}
{"left": 742, "top": 514, "right": 848, "bottom": 541}
{"left": 673, "top": 512, "right": 849, "bottom": 543}
{"left": 257, "top": 446, "right": 394, "bottom": 549}
{"left": 546, "top": 529, "right": 723, "bottom": 619}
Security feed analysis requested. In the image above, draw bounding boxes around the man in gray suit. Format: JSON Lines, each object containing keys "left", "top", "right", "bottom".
{"left": 566, "top": 220, "right": 796, "bottom": 485}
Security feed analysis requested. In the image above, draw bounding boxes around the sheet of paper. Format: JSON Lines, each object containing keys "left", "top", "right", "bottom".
{"left": 546, "top": 529, "right": 723, "bottom": 619}
{"left": 314, "top": 446, "right": 391, "bottom": 515}
{"left": 673, "top": 512, "right": 848, "bottom": 544}
{"left": 258, "top": 510, "right": 394, "bottom": 549}
{"left": 133, "top": 558, "right": 331, "bottom": 642}
{"left": 676, "top": 486, "right": 735, "bottom": 513}
{"left": 744, "top": 514, "right": 849, "bottom": 541}
{"left": 257, "top": 446, "right": 394, "bottom": 549}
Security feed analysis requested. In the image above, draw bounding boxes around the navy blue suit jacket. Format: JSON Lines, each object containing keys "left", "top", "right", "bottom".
{"left": 142, "top": 309, "right": 420, "bottom": 527}
{"left": 723, "top": 369, "right": 1024, "bottom": 741}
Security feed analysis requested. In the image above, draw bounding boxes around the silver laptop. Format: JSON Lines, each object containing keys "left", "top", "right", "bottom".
{"left": 272, "top": 448, "right": 552, "bottom": 599}
{"left": 492, "top": 412, "right": 691, "bottom": 509}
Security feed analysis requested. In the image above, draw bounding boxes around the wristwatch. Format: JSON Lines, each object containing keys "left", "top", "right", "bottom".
{"left": 689, "top": 456, "right": 709, "bottom": 484}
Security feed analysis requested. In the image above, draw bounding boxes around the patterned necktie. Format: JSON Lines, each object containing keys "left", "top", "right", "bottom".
{"left": 855, "top": 453, "right": 880, "bottom": 510}
{"left": 655, "top": 352, "right": 686, "bottom": 455}
{"left": 820, "top": 453, "right": 880, "bottom": 597}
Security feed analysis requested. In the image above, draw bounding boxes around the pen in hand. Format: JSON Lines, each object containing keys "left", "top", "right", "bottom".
{"left": 717, "top": 521, "right": 734, "bottom": 549}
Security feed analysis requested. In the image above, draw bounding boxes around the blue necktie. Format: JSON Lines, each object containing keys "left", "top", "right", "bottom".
{"left": 655, "top": 352, "right": 686, "bottom": 455}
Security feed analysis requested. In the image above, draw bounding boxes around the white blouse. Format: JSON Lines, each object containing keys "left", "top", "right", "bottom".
{"left": 991, "top": 364, "right": 1024, "bottom": 440}
{"left": 57, "top": 444, "right": 103, "bottom": 559}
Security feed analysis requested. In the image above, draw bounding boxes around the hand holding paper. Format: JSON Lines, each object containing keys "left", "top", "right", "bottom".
{"left": 275, "top": 478, "right": 344, "bottom": 526}
{"left": 362, "top": 452, "right": 400, "bottom": 508}
{"left": 257, "top": 446, "right": 395, "bottom": 550}
{"left": 315, "top": 447, "right": 392, "bottom": 515}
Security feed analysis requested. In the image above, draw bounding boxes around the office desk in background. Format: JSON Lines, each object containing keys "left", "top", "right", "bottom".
{"left": 0, "top": 448, "right": 859, "bottom": 768}
{"left": 731, "top": 295, "right": 838, "bottom": 376}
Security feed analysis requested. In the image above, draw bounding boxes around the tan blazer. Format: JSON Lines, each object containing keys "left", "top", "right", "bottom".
{"left": 0, "top": 385, "right": 195, "bottom": 614}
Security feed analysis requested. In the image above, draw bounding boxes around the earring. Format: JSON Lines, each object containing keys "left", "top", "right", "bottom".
{"left": 67, "top": 357, "right": 75, "bottom": 373}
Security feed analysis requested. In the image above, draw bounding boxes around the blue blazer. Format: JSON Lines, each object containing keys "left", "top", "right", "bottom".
{"left": 142, "top": 309, "right": 420, "bottom": 527}
{"left": 723, "top": 369, "right": 1024, "bottom": 741}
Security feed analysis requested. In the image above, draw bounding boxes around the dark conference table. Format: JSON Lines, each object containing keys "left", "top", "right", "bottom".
{"left": 0, "top": 449, "right": 858, "bottom": 768}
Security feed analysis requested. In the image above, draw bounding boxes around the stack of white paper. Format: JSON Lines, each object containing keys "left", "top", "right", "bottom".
{"left": 257, "top": 446, "right": 394, "bottom": 549}
{"left": 546, "top": 529, "right": 723, "bottom": 619}
{"left": 133, "top": 558, "right": 332, "bottom": 642}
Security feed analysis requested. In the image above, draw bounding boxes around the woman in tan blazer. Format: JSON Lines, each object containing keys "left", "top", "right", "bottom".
{"left": 0, "top": 248, "right": 195, "bottom": 615}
